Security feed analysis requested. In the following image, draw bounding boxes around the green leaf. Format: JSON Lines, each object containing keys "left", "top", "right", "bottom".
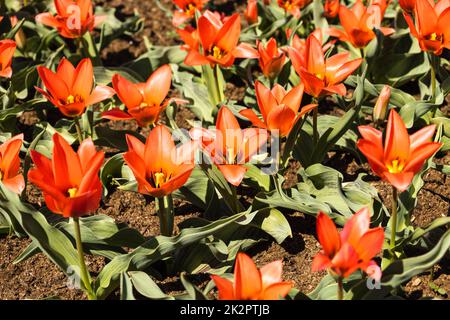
{"left": 129, "top": 271, "right": 174, "bottom": 300}
{"left": 120, "top": 272, "right": 136, "bottom": 300}
{"left": 94, "top": 211, "right": 254, "bottom": 299}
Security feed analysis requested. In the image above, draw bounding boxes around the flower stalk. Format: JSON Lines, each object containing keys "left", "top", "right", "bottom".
{"left": 73, "top": 217, "right": 96, "bottom": 300}
{"left": 156, "top": 194, "right": 174, "bottom": 236}
{"left": 337, "top": 277, "right": 344, "bottom": 300}
{"left": 390, "top": 186, "right": 398, "bottom": 254}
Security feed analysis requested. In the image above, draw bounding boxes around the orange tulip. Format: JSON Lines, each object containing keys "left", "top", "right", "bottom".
{"left": 172, "top": 0, "right": 209, "bottom": 27}
{"left": 28, "top": 133, "right": 104, "bottom": 218}
{"left": 36, "top": 58, "right": 115, "bottom": 117}
{"left": 324, "top": 0, "right": 340, "bottom": 18}
{"left": 357, "top": 110, "right": 442, "bottom": 192}
{"left": 328, "top": 0, "right": 394, "bottom": 48}
{"left": 257, "top": 38, "right": 286, "bottom": 79}
{"left": 102, "top": 65, "right": 186, "bottom": 127}
{"left": 36, "top": 0, "right": 105, "bottom": 39}
{"left": 399, "top": 0, "right": 416, "bottom": 13}
{"left": 277, "top": 0, "right": 311, "bottom": 17}
{"left": 190, "top": 106, "right": 268, "bottom": 186}
{"left": 182, "top": 11, "right": 258, "bottom": 67}
{"left": 286, "top": 28, "right": 334, "bottom": 69}
{"left": 289, "top": 34, "right": 362, "bottom": 98}
{"left": 211, "top": 253, "right": 293, "bottom": 300}
{"left": 0, "top": 40, "right": 16, "bottom": 78}
{"left": 9, "top": 16, "right": 26, "bottom": 49}
{"left": 245, "top": 0, "right": 258, "bottom": 25}
{"left": 403, "top": 0, "right": 450, "bottom": 55}
{"left": 312, "top": 208, "right": 384, "bottom": 281}
{"left": 240, "top": 81, "right": 317, "bottom": 138}
{"left": 123, "top": 125, "right": 197, "bottom": 198}
{"left": 0, "top": 134, "right": 24, "bottom": 194}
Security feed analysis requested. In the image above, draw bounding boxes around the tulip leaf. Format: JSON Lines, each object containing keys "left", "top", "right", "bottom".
{"left": 128, "top": 271, "right": 174, "bottom": 300}
{"left": 120, "top": 272, "right": 136, "bottom": 300}
{"left": 94, "top": 211, "right": 255, "bottom": 299}
{"left": 180, "top": 272, "right": 209, "bottom": 300}
{"left": 0, "top": 184, "right": 82, "bottom": 288}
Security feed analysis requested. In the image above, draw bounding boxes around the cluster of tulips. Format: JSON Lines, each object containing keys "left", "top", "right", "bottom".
{"left": 0, "top": 0, "right": 448, "bottom": 300}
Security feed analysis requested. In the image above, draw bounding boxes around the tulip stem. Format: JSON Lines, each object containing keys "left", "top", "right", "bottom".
{"left": 156, "top": 194, "right": 174, "bottom": 236}
{"left": 230, "top": 184, "right": 240, "bottom": 214}
{"left": 81, "top": 32, "right": 102, "bottom": 66}
{"left": 73, "top": 217, "right": 96, "bottom": 300}
{"left": 74, "top": 117, "right": 84, "bottom": 143}
{"left": 337, "top": 277, "right": 344, "bottom": 300}
{"left": 390, "top": 187, "right": 398, "bottom": 254}
{"left": 312, "top": 106, "right": 318, "bottom": 145}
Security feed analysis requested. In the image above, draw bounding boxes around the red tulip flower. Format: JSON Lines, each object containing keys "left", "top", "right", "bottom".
{"left": 123, "top": 125, "right": 197, "bottom": 198}
{"left": 324, "top": 0, "right": 340, "bottom": 18}
{"left": 277, "top": 0, "right": 311, "bottom": 17}
{"left": 36, "top": 58, "right": 115, "bottom": 117}
{"left": 399, "top": 0, "right": 416, "bottom": 13}
{"left": 403, "top": 0, "right": 450, "bottom": 55}
{"left": 357, "top": 110, "right": 442, "bottom": 192}
{"left": 28, "top": 133, "right": 104, "bottom": 218}
{"left": 240, "top": 81, "right": 317, "bottom": 138}
{"left": 36, "top": 0, "right": 105, "bottom": 39}
{"left": 190, "top": 106, "right": 268, "bottom": 186}
{"left": 182, "top": 11, "right": 258, "bottom": 67}
{"left": 0, "top": 134, "right": 24, "bottom": 194}
{"left": 245, "top": 0, "right": 258, "bottom": 25}
{"left": 211, "top": 253, "right": 293, "bottom": 300}
{"left": 0, "top": 40, "right": 16, "bottom": 78}
{"left": 328, "top": 0, "right": 394, "bottom": 48}
{"left": 172, "top": 0, "right": 209, "bottom": 27}
{"left": 102, "top": 65, "right": 186, "bottom": 127}
{"left": 257, "top": 38, "right": 286, "bottom": 79}
{"left": 289, "top": 34, "right": 362, "bottom": 98}
{"left": 312, "top": 208, "right": 384, "bottom": 281}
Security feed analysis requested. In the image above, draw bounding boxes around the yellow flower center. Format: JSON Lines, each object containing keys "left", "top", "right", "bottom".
{"left": 315, "top": 72, "right": 324, "bottom": 80}
{"left": 281, "top": 1, "right": 294, "bottom": 10}
{"left": 153, "top": 172, "right": 167, "bottom": 188}
{"left": 212, "top": 46, "right": 225, "bottom": 60}
{"left": 426, "top": 32, "right": 443, "bottom": 42}
{"left": 386, "top": 159, "right": 405, "bottom": 174}
{"left": 66, "top": 94, "right": 84, "bottom": 105}
{"left": 226, "top": 147, "right": 236, "bottom": 165}
{"left": 185, "top": 3, "right": 196, "bottom": 15}
{"left": 67, "top": 187, "right": 78, "bottom": 198}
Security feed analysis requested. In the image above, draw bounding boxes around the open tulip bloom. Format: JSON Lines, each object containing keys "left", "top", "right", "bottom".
{"left": 312, "top": 208, "right": 384, "bottom": 299}
{"left": 36, "top": 0, "right": 105, "bottom": 39}
{"left": 172, "top": 0, "right": 209, "bottom": 27}
{"left": 102, "top": 65, "right": 186, "bottom": 127}
{"left": 403, "top": 0, "right": 450, "bottom": 56}
{"left": 288, "top": 33, "right": 362, "bottom": 98}
{"left": 357, "top": 109, "right": 442, "bottom": 252}
{"left": 328, "top": 0, "right": 395, "bottom": 49}
{"left": 181, "top": 11, "right": 258, "bottom": 67}
{"left": 28, "top": 133, "right": 104, "bottom": 299}
{"left": 123, "top": 125, "right": 197, "bottom": 236}
{"left": 277, "top": 0, "right": 310, "bottom": 17}
{"left": 190, "top": 106, "right": 269, "bottom": 189}
{"left": 36, "top": 58, "right": 115, "bottom": 118}
{"left": 0, "top": 39, "right": 16, "bottom": 78}
{"left": 211, "top": 252, "right": 293, "bottom": 300}
{"left": 0, "top": 134, "right": 24, "bottom": 194}
{"left": 240, "top": 81, "right": 317, "bottom": 138}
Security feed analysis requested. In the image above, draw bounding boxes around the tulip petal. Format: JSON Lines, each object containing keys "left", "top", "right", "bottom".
{"left": 312, "top": 252, "right": 332, "bottom": 272}
{"left": 260, "top": 260, "right": 283, "bottom": 286}
{"left": 211, "top": 275, "right": 235, "bottom": 300}
{"left": 144, "top": 64, "right": 172, "bottom": 106}
{"left": 145, "top": 125, "right": 176, "bottom": 175}
{"left": 239, "top": 108, "right": 267, "bottom": 129}
{"left": 72, "top": 58, "right": 94, "bottom": 100}
{"left": 266, "top": 105, "right": 296, "bottom": 137}
{"left": 2, "top": 174, "right": 25, "bottom": 194}
{"left": 85, "top": 85, "right": 115, "bottom": 106}
{"left": 331, "top": 242, "right": 360, "bottom": 278}
{"left": 56, "top": 58, "right": 76, "bottom": 89}
{"left": 384, "top": 110, "right": 410, "bottom": 163}
{"left": 340, "top": 207, "right": 370, "bottom": 245}
{"left": 261, "top": 282, "right": 293, "bottom": 300}
{"left": 354, "top": 227, "right": 384, "bottom": 262}
{"left": 101, "top": 108, "right": 133, "bottom": 120}
{"left": 403, "top": 142, "right": 442, "bottom": 174}
{"left": 316, "top": 212, "right": 341, "bottom": 257}
{"left": 217, "top": 164, "right": 247, "bottom": 186}
{"left": 281, "top": 83, "right": 304, "bottom": 113}
{"left": 112, "top": 74, "right": 143, "bottom": 109}
{"left": 233, "top": 43, "right": 259, "bottom": 59}
{"left": 234, "top": 253, "right": 262, "bottom": 300}
{"left": 383, "top": 171, "right": 414, "bottom": 192}
{"left": 215, "top": 14, "right": 240, "bottom": 53}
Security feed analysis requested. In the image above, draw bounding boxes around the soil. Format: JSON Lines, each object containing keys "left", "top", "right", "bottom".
{"left": 1, "top": 0, "right": 449, "bottom": 301}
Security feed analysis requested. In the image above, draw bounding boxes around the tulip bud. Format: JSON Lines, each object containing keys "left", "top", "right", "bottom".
{"left": 10, "top": 16, "right": 26, "bottom": 50}
{"left": 373, "top": 85, "right": 391, "bottom": 124}
{"left": 324, "top": 0, "right": 340, "bottom": 18}
{"left": 245, "top": 0, "right": 258, "bottom": 25}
